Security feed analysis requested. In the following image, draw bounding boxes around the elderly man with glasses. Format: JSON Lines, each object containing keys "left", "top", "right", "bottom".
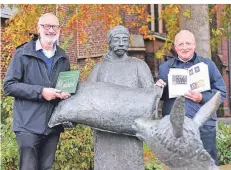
{"left": 3, "top": 13, "right": 71, "bottom": 170}
{"left": 155, "top": 30, "right": 226, "bottom": 166}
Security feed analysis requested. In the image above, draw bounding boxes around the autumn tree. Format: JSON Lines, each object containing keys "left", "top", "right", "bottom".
{"left": 180, "top": 4, "right": 211, "bottom": 58}
{"left": 1, "top": 4, "right": 153, "bottom": 75}
{"left": 156, "top": 4, "right": 231, "bottom": 58}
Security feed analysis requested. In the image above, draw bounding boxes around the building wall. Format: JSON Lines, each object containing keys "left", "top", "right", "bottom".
{"left": 1, "top": 18, "right": 10, "bottom": 78}
{"left": 60, "top": 11, "right": 141, "bottom": 68}
{"left": 216, "top": 8, "right": 231, "bottom": 116}
{"left": 59, "top": 28, "right": 78, "bottom": 65}
{"left": 76, "top": 20, "right": 107, "bottom": 59}
{"left": 217, "top": 36, "right": 231, "bottom": 116}
{"left": 144, "top": 38, "right": 164, "bottom": 80}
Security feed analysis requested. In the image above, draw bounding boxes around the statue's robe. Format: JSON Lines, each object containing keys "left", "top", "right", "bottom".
{"left": 88, "top": 54, "right": 154, "bottom": 170}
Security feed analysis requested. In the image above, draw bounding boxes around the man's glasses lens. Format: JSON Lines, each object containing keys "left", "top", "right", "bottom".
{"left": 40, "top": 24, "right": 60, "bottom": 31}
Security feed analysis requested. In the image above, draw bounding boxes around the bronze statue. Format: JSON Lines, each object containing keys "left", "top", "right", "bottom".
{"left": 49, "top": 25, "right": 159, "bottom": 170}
{"left": 88, "top": 25, "right": 156, "bottom": 170}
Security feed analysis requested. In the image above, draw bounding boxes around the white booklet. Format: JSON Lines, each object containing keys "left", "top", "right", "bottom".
{"left": 168, "top": 62, "right": 211, "bottom": 98}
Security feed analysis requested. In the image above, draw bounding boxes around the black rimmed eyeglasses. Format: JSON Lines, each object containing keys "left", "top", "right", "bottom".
{"left": 39, "top": 24, "right": 60, "bottom": 31}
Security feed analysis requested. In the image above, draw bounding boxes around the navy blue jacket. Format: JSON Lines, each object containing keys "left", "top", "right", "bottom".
{"left": 3, "top": 39, "right": 70, "bottom": 135}
{"left": 158, "top": 53, "right": 226, "bottom": 126}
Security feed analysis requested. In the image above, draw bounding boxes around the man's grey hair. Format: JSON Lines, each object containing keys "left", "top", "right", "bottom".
{"left": 38, "top": 12, "right": 59, "bottom": 25}
{"left": 107, "top": 25, "right": 130, "bottom": 44}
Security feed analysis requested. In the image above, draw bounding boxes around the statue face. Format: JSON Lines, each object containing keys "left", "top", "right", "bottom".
{"left": 109, "top": 33, "right": 129, "bottom": 57}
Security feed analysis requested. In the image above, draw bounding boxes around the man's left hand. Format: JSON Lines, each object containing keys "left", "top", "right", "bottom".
{"left": 184, "top": 90, "right": 202, "bottom": 103}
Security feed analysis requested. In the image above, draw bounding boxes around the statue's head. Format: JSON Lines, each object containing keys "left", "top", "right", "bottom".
{"left": 107, "top": 25, "right": 130, "bottom": 57}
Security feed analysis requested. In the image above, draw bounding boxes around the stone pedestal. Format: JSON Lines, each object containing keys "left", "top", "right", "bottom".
{"left": 94, "top": 130, "right": 144, "bottom": 170}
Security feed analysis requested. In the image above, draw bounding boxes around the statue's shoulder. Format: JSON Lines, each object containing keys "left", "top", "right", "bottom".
{"left": 95, "top": 61, "right": 103, "bottom": 67}
{"left": 129, "top": 56, "right": 147, "bottom": 65}
{"left": 129, "top": 56, "right": 144, "bottom": 62}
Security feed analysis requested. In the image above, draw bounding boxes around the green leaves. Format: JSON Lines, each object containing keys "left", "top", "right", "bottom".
{"left": 183, "top": 9, "right": 191, "bottom": 19}
{"left": 155, "top": 4, "right": 180, "bottom": 59}
{"left": 216, "top": 123, "right": 231, "bottom": 165}
{"left": 1, "top": 116, "right": 19, "bottom": 170}
{"left": 53, "top": 126, "right": 94, "bottom": 170}
{"left": 212, "top": 28, "right": 224, "bottom": 36}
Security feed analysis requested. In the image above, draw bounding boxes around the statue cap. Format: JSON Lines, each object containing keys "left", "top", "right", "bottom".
{"left": 107, "top": 25, "right": 130, "bottom": 43}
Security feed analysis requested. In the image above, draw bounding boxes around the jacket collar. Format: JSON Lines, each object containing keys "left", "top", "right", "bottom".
{"left": 168, "top": 52, "right": 200, "bottom": 68}
{"left": 22, "top": 39, "right": 68, "bottom": 60}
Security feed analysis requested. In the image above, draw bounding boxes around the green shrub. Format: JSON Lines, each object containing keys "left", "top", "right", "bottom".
{"left": 1, "top": 96, "right": 19, "bottom": 170}
{"left": 1, "top": 96, "right": 13, "bottom": 124}
{"left": 0, "top": 117, "right": 94, "bottom": 170}
{"left": 1, "top": 116, "right": 19, "bottom": 170}
{"left": 216, "top": 123, "right": 231, "bottom": 165}
{"left": 53, "top": 126, "right": 93, "bottom": 170}
{"left": 144, "top": 143, "right": 165, "bottom": 170}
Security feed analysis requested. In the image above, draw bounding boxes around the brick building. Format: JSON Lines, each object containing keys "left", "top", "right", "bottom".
{"left": 1, "top": 5, "right": 17, "bottom": 78}
{"left": 1, "top": 5, "right": 230, "bottom": 116}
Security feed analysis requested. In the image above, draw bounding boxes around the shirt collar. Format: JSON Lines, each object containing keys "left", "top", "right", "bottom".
{"left": 35, "top": 39, "right": 57, "bottom": 52}
{"left": 177, "top": 55, "right": 194, "bottom": 63}
{"left": 169, "top": 53, "right": 198, "bottom": 68}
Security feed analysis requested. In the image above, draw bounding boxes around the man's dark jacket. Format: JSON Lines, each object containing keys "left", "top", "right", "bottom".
{"left": 158, "top": 53, "right": 226, "bottom": 126}
{"left": 3, "top": 39, "right": 70, "bottom": 135}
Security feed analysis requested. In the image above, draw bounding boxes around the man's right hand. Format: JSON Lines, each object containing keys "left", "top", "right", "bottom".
{"left": 155, "top": 79, "right": 166, "bottom": 88}
{"left": 42, "top": 88, "right": 61, "bottom": 101}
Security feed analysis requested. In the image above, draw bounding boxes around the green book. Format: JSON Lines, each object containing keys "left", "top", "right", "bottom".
{"left": 55, "top": 71, "right": 80, "bottom": 94}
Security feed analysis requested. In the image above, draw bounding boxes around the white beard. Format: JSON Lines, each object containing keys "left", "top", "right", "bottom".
{"left": 41, "top": 34, "right": 59, "bottom": 45}
{"left": 44, "top": 37, "right": 57, "bottom": 45}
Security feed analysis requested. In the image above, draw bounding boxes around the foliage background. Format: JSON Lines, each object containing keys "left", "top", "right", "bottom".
{"left": 1, "top": 4, "right": 231, "bottom": 170}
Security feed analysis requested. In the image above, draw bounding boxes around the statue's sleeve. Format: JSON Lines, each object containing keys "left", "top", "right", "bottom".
{"left": 137, "top": 59, "right": 154, "bottom": 88}
{"left": 87, "top": 63, "right": 101, "bottom": 82}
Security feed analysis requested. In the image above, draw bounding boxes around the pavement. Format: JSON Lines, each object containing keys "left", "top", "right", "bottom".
{"left": 219, "top": 164, "right": 231, "bottom": 170}
{"left": 217, "top": 118, "right": 231, "bottom": 124}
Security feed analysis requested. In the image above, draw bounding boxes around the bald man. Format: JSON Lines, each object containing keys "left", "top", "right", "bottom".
{"left": 4, "top": 13, "right": 70, "bottom": 169}
{"left": 156, "top": 30, "right": 226, "bottom": 165}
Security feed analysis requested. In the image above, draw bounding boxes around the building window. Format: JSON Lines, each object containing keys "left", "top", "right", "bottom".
{"left": 147, "top": 4, "right": 166, "bottom": 34}
{"left": 154, "top": 4, "right": 159, "bottom": 33}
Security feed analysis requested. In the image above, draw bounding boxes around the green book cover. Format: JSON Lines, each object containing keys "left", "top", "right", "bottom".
{"left": 55, "top": 71, "right": 80, "bottom": 94}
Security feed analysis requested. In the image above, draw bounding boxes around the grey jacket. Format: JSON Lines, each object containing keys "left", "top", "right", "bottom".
{"left": 3, "top": 39, "right": 70, "bottom": 135}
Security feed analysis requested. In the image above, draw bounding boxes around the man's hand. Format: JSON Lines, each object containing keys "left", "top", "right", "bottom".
{"left": 42, "top": 88, "right": 61, "bottom": 101}
{"left": 155, "top": 79, "right": 166, "bottom": 88}
{"left": 42, "top": 88, "right": 71, "bottom": 101}
{"left": 184, "top": 90, "right": 202, "bottom": 103}
{"left": 59, "top": 92, "right": 71, "bottom": 100}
